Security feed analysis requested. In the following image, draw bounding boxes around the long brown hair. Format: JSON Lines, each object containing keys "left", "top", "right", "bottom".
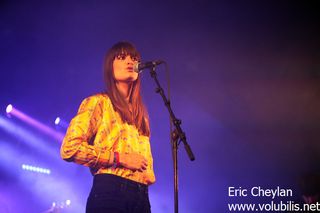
{"left": 103, "top": 41, "right": 150, "bottom": 136}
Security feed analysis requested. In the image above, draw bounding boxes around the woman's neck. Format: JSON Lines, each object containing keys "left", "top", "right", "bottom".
{"left": 116, "top": 81, "right": 132, "bottom": 103}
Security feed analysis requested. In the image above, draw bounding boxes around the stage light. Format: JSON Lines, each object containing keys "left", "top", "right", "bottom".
{"left": 65, "top": 200, "right": 71, "bottom": 206}
{"left": 21, "top": 164, "right": 51, "bottom": 175}
{"left": 55, "top": 117, "right": 60, "bottom": 125}
{"left": 6, "top": 104, "right": 13, "bottom": 113}
{"left": 54, "top": 116, "right": 69, "bottom": 129}
{"left": 4, "top": 106, "right": 65, "bottom": 141}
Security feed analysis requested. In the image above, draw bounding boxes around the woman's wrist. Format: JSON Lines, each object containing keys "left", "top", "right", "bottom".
{"left": 108, "top": 152, "right": 114, "bottom": 166}
{"left": 112, "top": 152, "right": 120, "bottom": 168}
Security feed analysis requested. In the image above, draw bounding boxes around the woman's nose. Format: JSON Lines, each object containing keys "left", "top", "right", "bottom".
{"left": 126, "top": 56, "right": 134, "bottom": 64}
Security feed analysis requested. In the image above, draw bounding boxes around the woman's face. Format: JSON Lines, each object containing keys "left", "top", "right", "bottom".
{"left": 113, "top": 53, "right": 139, "bottom": 83}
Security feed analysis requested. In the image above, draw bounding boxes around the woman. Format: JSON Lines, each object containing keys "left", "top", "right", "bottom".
{"left": 60, "top": 41, "right": 156, "bottom": 213}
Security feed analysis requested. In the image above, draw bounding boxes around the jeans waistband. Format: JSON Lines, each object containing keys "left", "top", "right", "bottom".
{"left": 93, "top": 174, "right": 148, "bottom": 194}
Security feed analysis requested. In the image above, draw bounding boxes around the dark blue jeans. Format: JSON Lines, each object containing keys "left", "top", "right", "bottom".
{"left": 86, "top": 174, "right": 151, "bottom": 213}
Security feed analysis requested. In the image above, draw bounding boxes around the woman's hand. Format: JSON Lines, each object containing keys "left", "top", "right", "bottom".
{"left": 120, "top": 152, "right": 148, "bottom": 172}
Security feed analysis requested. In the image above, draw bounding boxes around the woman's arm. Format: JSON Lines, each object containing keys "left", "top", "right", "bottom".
{"left": 60, "top": 96, "right": 113, "bottom": 168}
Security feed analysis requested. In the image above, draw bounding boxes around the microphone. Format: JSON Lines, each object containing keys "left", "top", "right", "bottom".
{"left": 133, "top": 60, "right": 164, "bottom": 73}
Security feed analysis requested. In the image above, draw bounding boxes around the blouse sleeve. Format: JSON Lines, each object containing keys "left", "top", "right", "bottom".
{"left": 60, "top": 95, "right": 112, "bottom": 168}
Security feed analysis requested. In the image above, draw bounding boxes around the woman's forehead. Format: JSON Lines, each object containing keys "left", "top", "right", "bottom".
{"left": 116, "top": 48, "right": 139, "bottom": 56}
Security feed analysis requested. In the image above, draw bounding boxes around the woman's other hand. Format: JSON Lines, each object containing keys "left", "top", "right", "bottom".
{"left": 120, "top": 152, "right": 148, "bottom": 172}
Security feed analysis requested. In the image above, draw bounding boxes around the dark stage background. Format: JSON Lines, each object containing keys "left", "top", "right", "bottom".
{"left": 1, "top": 1, "right": 320, "bottom": 212}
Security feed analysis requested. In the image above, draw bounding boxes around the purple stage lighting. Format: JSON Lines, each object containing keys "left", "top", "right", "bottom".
{"left": 0, "top": 116, "right": 60, "bottom": 159}
{"left": 21, "top": 164, "right": 51, "bottom": 175}
{"left": 6, "top": 104, "right": 13, "bottom": 113}
{"left": 5, "top": 106, "right": 64, "bottom": 141}
{"left": 66, "top": 199, "right": 71, "bottom": 206}
{"left": 44, "top": 199, "right": 72, "bottom": 212}
{"left": 54, "top": 116, "right": 69, "bottom": 129}
{"left": 54, "top": 117, "right": 60, "bottom": 125}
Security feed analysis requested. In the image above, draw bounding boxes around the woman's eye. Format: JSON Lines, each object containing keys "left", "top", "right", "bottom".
{"left": 132, "top": 56, "right": 139, "bottom": 62}
{"left": 116, "top": 54, "right": 126, "bottom": 60}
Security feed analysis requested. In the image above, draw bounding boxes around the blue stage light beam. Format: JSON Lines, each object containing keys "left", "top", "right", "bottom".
{"left": 5, "top": 105, "right": 64, "bottom": 142}
{"left": 0, "top": 116, "right": 59, "bottom": 160}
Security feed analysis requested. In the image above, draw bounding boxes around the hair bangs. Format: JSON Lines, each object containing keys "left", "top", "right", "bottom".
{"left": 111, "top": 41, "right": 141, "bottom": 61}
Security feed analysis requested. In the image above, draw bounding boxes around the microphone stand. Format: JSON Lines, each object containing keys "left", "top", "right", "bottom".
{"left": 148, "top": 65, "right": 195, "bottom": 213}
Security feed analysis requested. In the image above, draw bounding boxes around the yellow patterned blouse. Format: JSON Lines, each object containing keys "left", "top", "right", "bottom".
{"left": 60, "top": 93, "right": 156, "bottom": 185}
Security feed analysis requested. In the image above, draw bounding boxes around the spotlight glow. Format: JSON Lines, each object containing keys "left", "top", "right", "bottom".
{"left": 65, "top": 200, "right": 71, "bottom": 206}
{"left": 21, "top": 164, "right": 51, "bottom": 175}
{"left": 54, "top": 117, "right": 60, "bottom": 125}
{"left": 0, "top": 116, "right": 59, "bottom": 159}
{"left": 6, "top": 104, "right": 13, "bottom": 113}
{"left": 4, "top": 106, "right": 65, "bottom": 141}
{"left": 54, "top": 116, "right": 69, "bottom": 129}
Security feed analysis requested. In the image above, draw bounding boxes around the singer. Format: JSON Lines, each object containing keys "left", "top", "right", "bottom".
{"left": 60, "top": 41, "right": 155, "bottom": 213}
